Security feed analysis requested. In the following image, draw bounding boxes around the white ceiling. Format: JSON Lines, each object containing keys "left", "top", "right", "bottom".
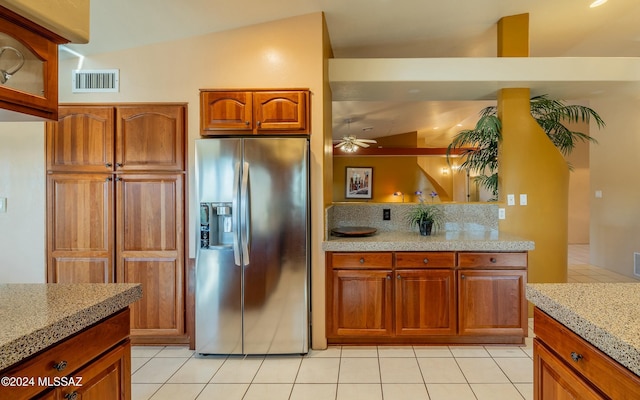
{"left": 64, "top": 0, "right": 640, "bottom": 146}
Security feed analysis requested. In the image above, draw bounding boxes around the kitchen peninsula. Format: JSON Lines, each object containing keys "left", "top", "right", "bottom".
{"left": 527, "top": 283, "right": 640, "bottom": 399}
{"left": 323, "top": 203, "right": 534, "bottom": 345}
{"left": 0, "top": 283, "right": 142, "bottom": 400}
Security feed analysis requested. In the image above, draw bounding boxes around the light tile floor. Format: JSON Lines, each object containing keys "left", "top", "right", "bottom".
{"left": 131, "top": 245, "right": 637, "bottom": 400}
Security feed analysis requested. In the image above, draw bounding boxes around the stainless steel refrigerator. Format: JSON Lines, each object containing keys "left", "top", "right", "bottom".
{"left": 195, "top": 137, "right": 309, "bottom": 355}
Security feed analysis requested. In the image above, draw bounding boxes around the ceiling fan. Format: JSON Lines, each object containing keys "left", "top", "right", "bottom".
{"left": 334, "top": 135, "right": 377, "bottom": 152}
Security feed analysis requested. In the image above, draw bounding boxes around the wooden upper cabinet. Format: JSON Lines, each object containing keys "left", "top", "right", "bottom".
{"left": 116, "top": 105, "right": 185, "bottom": 171}
{"left": 200, "top": 89, "right": 309, "bottom": 135}
{"left": 200, "top": 91, "right": 253, "bottom": 132}
{"left": 47, "top": 106, "right": 115, "bottom": 172}
{"left": 48, "top": 104, "right": 185, "bottom": 172}
{"left": 253, "top": 91, "right": 308, "bottom": 133}
{"left": 0, "top": 6, "right": 68, "bottom": 120}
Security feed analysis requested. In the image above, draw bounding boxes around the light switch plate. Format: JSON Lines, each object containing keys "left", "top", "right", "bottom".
{"left": 507, "top": 194, "right": 515, "bottom": 206}
{"left": 0, "top": 197, "right": 6, "bottom": 213}
{"left": 498, "top": 208, "right": 506, "bottom": 219}
{"left": 595, "top": 190, "right": 603, "bottom": 198}
{"left": 519, "top": 194, "right": 527, "bottom": 206}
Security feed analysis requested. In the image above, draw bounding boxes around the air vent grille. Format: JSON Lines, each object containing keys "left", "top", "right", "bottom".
{"left": 72, "top": 69, "right": 119, "bottom": 93}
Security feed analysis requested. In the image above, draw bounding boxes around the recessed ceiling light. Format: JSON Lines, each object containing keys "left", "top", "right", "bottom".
{"left": 590, "top": 0, "right": 607, "bottom": 8}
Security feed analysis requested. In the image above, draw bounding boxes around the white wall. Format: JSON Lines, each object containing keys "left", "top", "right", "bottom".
{"left": 0, "top": 122, "right": 46, "bottom": 282}
{"left": 589, "top": 95, "right": 640, "bottom": 278}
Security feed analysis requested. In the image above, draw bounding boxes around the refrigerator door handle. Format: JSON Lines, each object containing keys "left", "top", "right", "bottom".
{"left": 232, "top": 161, "right": 241, "bottom": 266}
{"left": 241, "top": 161, "right": 250, "bottom": 266}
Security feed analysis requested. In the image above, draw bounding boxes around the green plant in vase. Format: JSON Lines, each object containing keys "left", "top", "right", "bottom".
{"left": 406, "top": 191, "right": 444, "bottom": 236}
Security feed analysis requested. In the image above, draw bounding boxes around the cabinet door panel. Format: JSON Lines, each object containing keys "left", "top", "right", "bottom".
{"left": 121, "top": 258, "right": 182, "bottom": 336}
{"left": 254, "top": 91, "right": 308, "bottom": 132}
{"left": 396, "top": 269, "right": 456, "bottom": 335}
{"left": 59, "top": 341, "right": 130, "bottom": 400}
{"left": 116, "top": 105, "right": 185, "bottom": 171}
{"left": 330, "top": 270, "right": 392, "bottom": 337}
{"left": 458, "top": 270, "right": 527, "bottom": 336}
{"left": 200, "top": 91, "right": 253, "bottom": 132}
{"left": 116, "top": 173, "right": 184, "bottom": 337}
{"left": 534, "top": 340, "right": 605, "bottom": 400}
{"left": 118, "top": 174, "right": 181, "bottom": 251}
{"left": 52, "top": 259, "right": 111, "bottom": 283}
{"left": 47, "top": 173, "right": 113, "bottom": 283}
{"left": 46, "top": 106, "right": 115, "bottom": 172}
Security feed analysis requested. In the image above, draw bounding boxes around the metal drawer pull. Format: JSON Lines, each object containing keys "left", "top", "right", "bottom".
{"left": 570, "top": 352, "right": 583, "bottom": 362}
{"left": 359, "top": 258, "right": 365, "bottom": 264}
{"left": 423, "top": 258, "right": 429, "bottom": 264}
{"left": 53, "top": 360, "right": 68, "bottom": 371}
{"left": 490, "top": 257, "right": 497, "bottom": 263}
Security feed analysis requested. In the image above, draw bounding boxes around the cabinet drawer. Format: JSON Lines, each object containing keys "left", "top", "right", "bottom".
{"left": 534, "top": 308, "right": 640, "bottom": 399}
{"left": 331, "top": 252, "right": 393, "bottom": 269}
{"left": 0, "top": 309, "right": 129, "bottom": 400}
{"left": 457, "top": 252, "right": 527, "bottom": 268}
{"left": 396, "top": 252, "right": 455, "bottom": 268}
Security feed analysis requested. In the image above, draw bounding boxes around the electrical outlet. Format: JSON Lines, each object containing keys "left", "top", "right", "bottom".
{"left": 595, "top": 190, "right": 603, "bottom": 198}
{"left": 507, "top": 194, "right": 515, "bottom": 206}
{"left": 498, "top": 208, "right": 506, "bottom": 219}
{"left": 383, "top": 208, "right": 391, "bottom": 220}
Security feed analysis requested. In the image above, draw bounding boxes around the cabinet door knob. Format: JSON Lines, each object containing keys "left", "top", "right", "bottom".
{"left": 423, "top": 258, "right": 429, "bottom": 264}
{"left": 490, "top": 257, "right": 497, "bottom": 263}
{"left": 64, "top": 391, "right": 78, "bottom": 400}
{"left": 245, "top": 121, "right": 250, "bottom": 126}
{"left": 53, "top": 360, "right": 67, "bottom": 371}
{"left": 106, "top": 177, "right": 112, "bottom": 182}
{"left": 115, "top": 177, "right": 122, "bottom": 181}
{"left": 387, "top": 275, "right": 391, "bottom": 280}
{"left": 257, "top": 121, "right": 262, "bottom": 127}
{"left": 359, "top": 258, "right": 365, "bottom": 264}
{"left": 116, "top": 162, "right": 123, "bottom": 167}
{"left": 105, "top": 162, "right": 112, "bottom": 168}
{"left": 461, "top": 274, "right": 466, "bottom": 279}
{"left": 397, "top": 274, "right": 401, "bottom": 280}
{"left": 570, "top": 352, "right": 583, "bottom": 362}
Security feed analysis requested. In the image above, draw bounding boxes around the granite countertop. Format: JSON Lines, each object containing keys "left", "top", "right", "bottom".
{"left": 322, "top": 230, "right": 535, "bottom": 252}
{"left": 527, "top": 283, "right": 640, "bottom": 376}
{"left": 0, "top": 283, "right": 142, "bottom": 371}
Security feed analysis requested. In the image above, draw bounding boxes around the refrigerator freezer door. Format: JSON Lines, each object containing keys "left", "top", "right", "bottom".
{"left": 195, "top": 139, "right": 243, "bottom": 354}
{"left": 242, "top": 138, "right": 309, "bottom": 354}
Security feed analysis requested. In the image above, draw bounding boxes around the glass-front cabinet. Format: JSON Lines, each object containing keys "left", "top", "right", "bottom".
{"left": 0, "top": 6, "right": 67, "bottom": 120}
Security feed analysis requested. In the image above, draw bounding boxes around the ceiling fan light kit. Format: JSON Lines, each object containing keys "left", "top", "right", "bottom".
{"left": 334, "top": 135, "right": 377, "bottom": 152}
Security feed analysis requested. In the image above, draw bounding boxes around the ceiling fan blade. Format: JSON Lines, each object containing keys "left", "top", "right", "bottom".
{"left": 358, "top": 139, "right": 378, "bottom": 143}
{"left": 354, "top": 141, "right": 370, "bottom": 148}
{"left": 334, "top": 141, "right": 347, "bottom": 148}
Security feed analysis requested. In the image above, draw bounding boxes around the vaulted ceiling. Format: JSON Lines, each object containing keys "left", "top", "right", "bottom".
{"left": 65, "top": 0, "right": 640, "bottom": 146}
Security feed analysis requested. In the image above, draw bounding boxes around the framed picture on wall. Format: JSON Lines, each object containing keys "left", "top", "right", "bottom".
{"left": 345, "top": 167, "right": 373, "bottom": 199}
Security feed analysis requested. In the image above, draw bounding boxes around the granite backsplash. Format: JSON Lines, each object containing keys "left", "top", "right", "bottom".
{"left": 326, "top": 202, "right": 499, "bottom": 239}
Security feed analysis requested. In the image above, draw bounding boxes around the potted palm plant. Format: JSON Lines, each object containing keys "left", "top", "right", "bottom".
{"left": 406, "top": 191, "right": 444, "bottom": 236}
{"left": 446, "top": 95, "right": 605, "bottom": 200}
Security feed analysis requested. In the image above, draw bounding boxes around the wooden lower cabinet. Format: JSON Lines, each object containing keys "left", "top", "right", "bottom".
{"left": 0, "top": 309, "right": 131, "bottom": 400}
{"left": 458, "top": 269, "right": 527, "bottom": 337}
{"left": 326, "top": 251, "right": 527, "bottom": 345}
{"left": 395, "top": 269, "right": 456, "bottom": 336}
{"left": 533, "top": 308, "right": 640, "bottom": 400}
{"left": 330, "top": 269, "right": 393, "bottom": 337}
